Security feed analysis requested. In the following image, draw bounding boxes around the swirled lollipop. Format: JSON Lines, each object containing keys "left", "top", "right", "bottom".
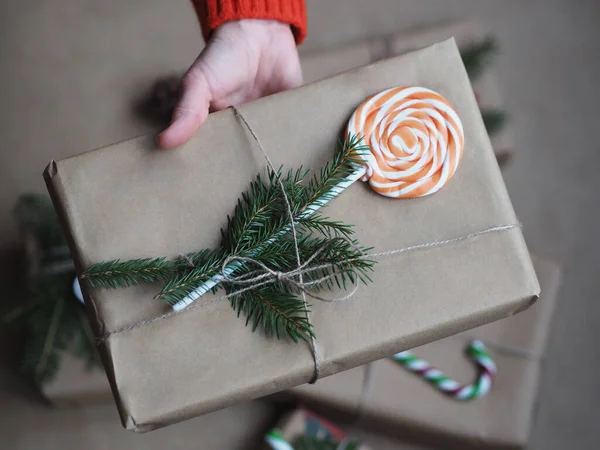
{"left": 173, "top": 86, "right": 465, "bottom": 311}
{"left": 348, "top": 86, "right": 464, "bottom": 198}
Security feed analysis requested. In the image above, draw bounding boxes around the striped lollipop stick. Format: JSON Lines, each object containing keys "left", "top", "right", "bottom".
{"left": 172, "top": 86, "right": 465, "bottom": 311}
{"left": 392, "top": 339, "right": 497, "bottom": 400}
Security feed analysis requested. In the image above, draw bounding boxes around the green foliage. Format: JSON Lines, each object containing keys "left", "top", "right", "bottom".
{"left": 459, "top": 37, "right": 508, "bottom": 137}
{"left": 230, "top": 285, "right": 314, "bottom": 343}
{"left": 299, "top": 134, "right": 368, "bottom": 212}
{"left": 481, "top": 109, "right": 507, "bottom": 135}
{"left": 85, "top": 136, "right": 375, "bottom": 342}
{"left": 83, "top": 257, "right": 179, "bottom": 289}
{"left": 460, "top": 37, "right": 498, "bottom": 81}
{"left": 3, "top": 195, "right": 101, "bottom": 388}
{"left": 158, "top": 249, "right": 225, "bottom": 305}
{"left": 13, "top": 194, "right": 64, "bottom": 249}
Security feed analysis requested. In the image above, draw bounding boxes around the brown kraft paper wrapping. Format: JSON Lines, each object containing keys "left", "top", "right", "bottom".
{"left": 44, "top": 40, "right": 539, "bottom": 432}
{"left": 292, "top": 255, "right": 560, "bottom": 450}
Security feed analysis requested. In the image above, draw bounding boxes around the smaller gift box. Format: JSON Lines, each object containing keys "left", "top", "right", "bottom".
{"left": 292, "top": 255, "right": 561, "bottom": 449}
{"left": 265, "top": 408, "right": 371, "bottom": 450}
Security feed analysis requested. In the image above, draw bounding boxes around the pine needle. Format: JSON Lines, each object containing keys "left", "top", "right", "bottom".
{"left": 82, "top": 257, "right": 179, "bottom": 289}
{"left": 229, "top": 285, "right": 315, "bottom": 343}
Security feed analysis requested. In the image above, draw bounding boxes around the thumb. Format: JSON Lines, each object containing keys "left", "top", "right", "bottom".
{"left": 157, "top": 65, "right": 212, "bottom": 149}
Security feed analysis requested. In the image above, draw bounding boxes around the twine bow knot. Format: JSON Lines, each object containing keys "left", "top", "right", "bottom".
{"left": 220, "top": 237, "right": 362, "bottom": 303}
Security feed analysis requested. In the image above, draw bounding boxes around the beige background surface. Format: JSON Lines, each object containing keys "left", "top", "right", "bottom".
{"left": 1, "top": 0, "right": 599, "bottom": 449}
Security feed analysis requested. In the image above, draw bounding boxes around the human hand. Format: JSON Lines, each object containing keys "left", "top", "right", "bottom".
{"left": 157, "top": 19, "right": 303, "bottom": 149}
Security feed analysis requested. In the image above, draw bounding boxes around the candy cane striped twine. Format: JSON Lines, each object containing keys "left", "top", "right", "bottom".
{"left": 393, "top": 339, "right": 497, "bottom": 400}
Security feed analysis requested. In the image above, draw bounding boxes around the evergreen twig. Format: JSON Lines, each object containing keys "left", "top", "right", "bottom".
{"left": 230, "top": 285, "right": 315, "bottom": 343}
{"left": 157, "top": 249, "right": 225, "bottom": 305}
{"left": 82, "top": 257, "right": 179, "bottom": 290}
{"left": 82, "top": 135, "right": 375, "bottom": 342}
{"left": 3, "top": 195, "right": 102, "bottom": 388}
{"left": 461, "top": 36, "right": 498, "bottom": 81}
{"left": 481, "top": 109, "right": 507, "bottom": 135}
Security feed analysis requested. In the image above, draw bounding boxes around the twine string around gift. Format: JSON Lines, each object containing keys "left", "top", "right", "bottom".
{"left": 231, "top": 106, "right": 324, "bottom": 383}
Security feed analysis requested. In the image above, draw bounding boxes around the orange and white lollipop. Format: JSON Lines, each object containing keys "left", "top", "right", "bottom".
{"left": 348, "top": 86, "right": 464, "bottom": 198}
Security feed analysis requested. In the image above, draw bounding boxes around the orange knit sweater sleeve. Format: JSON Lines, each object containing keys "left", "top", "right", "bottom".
{"left": 191, "top": 0, "right": 307, "bottom": 44}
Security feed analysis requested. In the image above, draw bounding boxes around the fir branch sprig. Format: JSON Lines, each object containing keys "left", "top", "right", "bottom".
{"left": 230, "top": 284, "right": 315, "bottom": 343}
{"left": 297, "top": 214, "right": 354, "bottom": 238}
{"left": 157, "top": 248, "right": 225, "bottom": 305}
{"left": 82, "top": 257, "right": 180, "bottom": 290}
{"left": 158, "top": 135, "right": 369, "bottom": 306}
{"left": 81, "top": 135, "right": 375, "bottom": 342}
{"left": 298, "top": 134, "right": 369, "bottom": 214}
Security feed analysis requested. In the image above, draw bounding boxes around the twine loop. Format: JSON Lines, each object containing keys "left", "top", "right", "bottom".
{"left": 219, "top": 237, "right": 362, "bottom": 304}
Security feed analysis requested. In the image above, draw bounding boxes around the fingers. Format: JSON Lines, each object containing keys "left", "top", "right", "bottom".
{"left": 157, "top": 65, "right": 212, "bottom": 149}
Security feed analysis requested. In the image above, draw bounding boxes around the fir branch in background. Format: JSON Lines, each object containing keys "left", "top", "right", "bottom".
{"left": 300, "top": 134, "right": 368, "bottom": 213}
{"left": 460, "top": 37, "right": 498, "bottom": 81}
{"left": 460, "top": 37, "right": 508, "bottom": 140}
{"left": 13, "top": 194, "right": 64, "bottom": 250}
{"left": 481, "top": 109, "right": 507, "bottom": 135}
{"left": 2, "top": 195, "right": 101, "bottom": 388}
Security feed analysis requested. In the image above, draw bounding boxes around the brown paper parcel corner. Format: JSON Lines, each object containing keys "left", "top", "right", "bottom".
{"left": 43, "top": 39, "right": 539, "bottom": 432}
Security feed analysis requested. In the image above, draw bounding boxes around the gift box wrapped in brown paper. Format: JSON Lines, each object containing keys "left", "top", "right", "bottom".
{"left": 292, "top": 255, "right": 561, "bottom": 450}
{"left": 300, "top": 20, "right": 514, "bottom": 163}
{"left": 44, "top": 40, "right": 539, "bottom": 432}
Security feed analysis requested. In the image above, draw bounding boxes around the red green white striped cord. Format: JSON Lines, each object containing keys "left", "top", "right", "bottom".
{"left": 392, "top": 339, "right": 496, "bottom": 400}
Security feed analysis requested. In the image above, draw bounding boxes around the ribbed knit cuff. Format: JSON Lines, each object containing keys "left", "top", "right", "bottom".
{"left": 191, "top": 0, "right": 307, "bottom": 44}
